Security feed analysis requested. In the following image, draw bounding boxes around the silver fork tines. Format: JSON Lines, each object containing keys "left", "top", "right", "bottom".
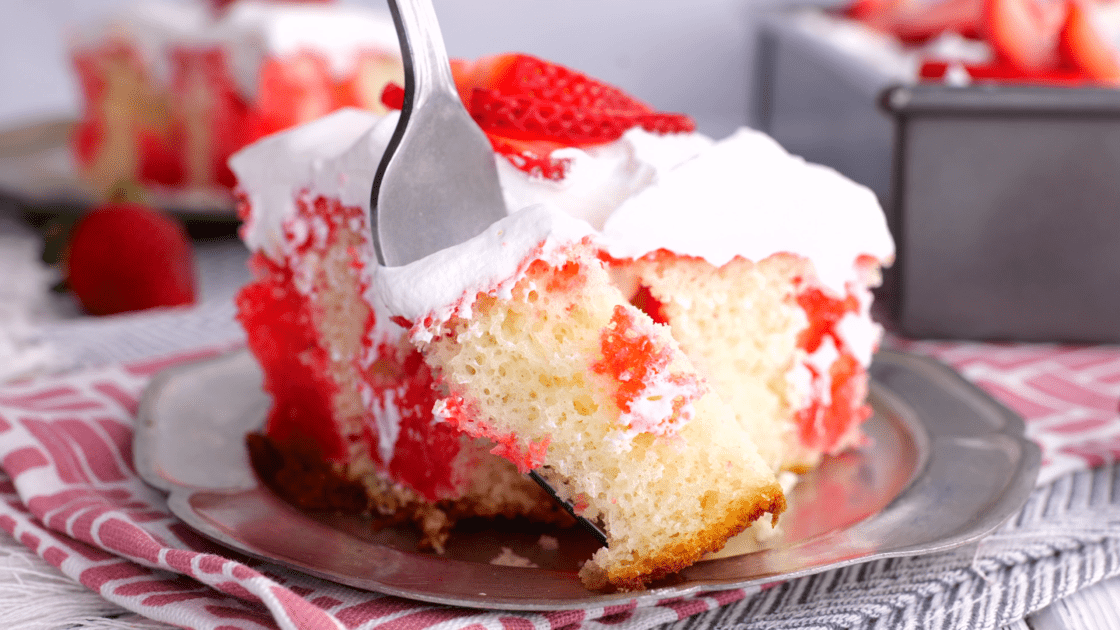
{"left": 370, "top": 0, "right": 506, "bottom": 268}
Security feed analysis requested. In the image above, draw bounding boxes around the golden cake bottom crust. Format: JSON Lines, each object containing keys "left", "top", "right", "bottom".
{"left": 580, "top": 481, "right": 787, "bottom": 591}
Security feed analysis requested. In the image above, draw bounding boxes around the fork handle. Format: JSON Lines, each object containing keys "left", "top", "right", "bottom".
{"left": 385, "top": 0, "right": 460, "bottom": 114}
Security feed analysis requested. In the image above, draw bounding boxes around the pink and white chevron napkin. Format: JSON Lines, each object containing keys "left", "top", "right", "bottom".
{"left": 0, "top": 339, "right": 1117, "bottom": 630}
{"left": 885, "top": 337, "right": 1120, "bottom": 484}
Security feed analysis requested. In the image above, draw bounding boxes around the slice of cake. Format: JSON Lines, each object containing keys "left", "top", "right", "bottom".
{"left": 375, "top": 204, "right": 784, "bottom": 590}
{"left": 72, "top": 0, "right": 402, "bottom": 199}
{"left": 231, "top": 111, "right": 785, "bottom": 588}
{"left": 230, "top": 53, "right": 893, "bottom": 591}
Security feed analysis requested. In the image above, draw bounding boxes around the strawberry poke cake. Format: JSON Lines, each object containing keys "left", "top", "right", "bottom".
{"left": 71, "top": 0, "right": 402, "bottom": 200}
{"left": 230, "top": 54, "right": 894, "bottom": 590}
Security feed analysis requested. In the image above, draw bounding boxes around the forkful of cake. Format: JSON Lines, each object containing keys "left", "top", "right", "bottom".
{"left": 369, "top": 0, "right": 609, "bottom": 547}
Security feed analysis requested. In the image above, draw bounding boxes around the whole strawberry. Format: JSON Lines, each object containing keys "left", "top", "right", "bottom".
{"left": 65, "top": 203, "right": 197, "bottom": 316}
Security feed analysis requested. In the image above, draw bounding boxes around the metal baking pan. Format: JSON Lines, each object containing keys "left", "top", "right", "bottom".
{"left": 753, "top": 11, "right": 1120, "bottom": 343}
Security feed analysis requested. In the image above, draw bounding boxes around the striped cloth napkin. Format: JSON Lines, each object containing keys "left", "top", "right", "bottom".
{"left": 0, "top": 336, "right": 1118, "bottom": 630}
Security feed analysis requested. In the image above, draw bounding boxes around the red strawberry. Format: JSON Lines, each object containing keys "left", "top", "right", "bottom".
{"left": 454, "top": 54, "right": 693, "bottom": 143}
{"left": 383, "top": 54, "right": 695, "bottom": 179}
{"left": 453, "top": 54, "right": 694, "bottom": 179}
{"left": 1059, "top": 0, "right": 1120, "bottom": 81}
{"left": 848, "top": 0, "right": 984, "bottom": 43}
{"left": 65, "top": 203, "right": 197, "bottom": 316}
{"left": 984, "top": 0, "right": 1070, "bottom": 72}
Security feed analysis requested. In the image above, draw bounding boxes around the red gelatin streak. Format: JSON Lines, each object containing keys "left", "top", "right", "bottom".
{"left": 374, "top": 347, "right": 465, "bottom": 501}
{"left": 593, "top": 305, "right": 702, "bottom": 433}
{"left": 794, "top": 286, "right": 872, "bottom": 454}
{"left": 236, "top": 255, "right": 345, "bottom": 462}
{"left": 436, "top": 392, "right": 548, "bottom": 474}
{"left": 629, "top": 284, "right": 668, "bottom": 325}
{"left": 237, "top": 195, "right": 464, "bottom": 501}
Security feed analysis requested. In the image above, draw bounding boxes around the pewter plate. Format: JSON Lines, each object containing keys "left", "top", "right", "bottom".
{"left": 0, "top": 118, "right": 234, "bottom": 216}
{"left": 134, "top": 349, "right": 1040, "bottom": 610}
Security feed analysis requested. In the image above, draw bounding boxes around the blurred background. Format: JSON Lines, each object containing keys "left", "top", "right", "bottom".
{"left": 3, "top": 0, "right": 1120, "bottom": 344}
{"left": 0, "top": 0, "right": 802, "bottom": 138}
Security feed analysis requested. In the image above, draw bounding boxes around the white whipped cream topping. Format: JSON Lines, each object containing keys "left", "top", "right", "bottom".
{"left": 600, "top": 127, "right": 895, "bottom": 295}
{"left": 497, "top": 129, "right": 713, "bottom": 230}
{"left": 374, "top": 204, "right": 597, "bottom": 344}
{"left": 78, "top": 0, "right": 397, "bottom": 99}
{"left": 837, "top": 311, "right": 882, "bottom": 368}
{"left": 230, "top": 108, "right": 896, "bottom": 464}
{"left": 230, "top": 108, "right": 393, "bottom": 262}
{"left": 231, "top": 109, "right": 893, "bottom": 331}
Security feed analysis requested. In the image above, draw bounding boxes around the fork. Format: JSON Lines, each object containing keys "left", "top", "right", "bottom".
{"left": 369, "top": 0, "right": 506, "bottom": 267}
{"left": 370, "top": 0, "right": 609, "bottom": 547}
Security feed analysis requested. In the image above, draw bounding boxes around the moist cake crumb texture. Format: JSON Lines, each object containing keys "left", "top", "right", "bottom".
{"left": 227, "top": 51, "right": 895, "bottom": 591}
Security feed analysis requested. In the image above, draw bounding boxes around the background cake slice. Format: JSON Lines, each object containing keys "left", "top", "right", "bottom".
{"left": 72, "top": 0, "right": 402, "bottom": 198}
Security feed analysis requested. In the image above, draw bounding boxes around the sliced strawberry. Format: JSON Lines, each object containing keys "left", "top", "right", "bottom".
{"left": 449, "top": 55, "right": 521, "bottom": 107}
{"left": 984, "top": 0, "right": 1070, "bottom": 72}
{"left": 458, "top": 54, "right": 693, "bottom": 142}
{"left": 440, "top": 54, "right": 693, "bottom": 179}
{"left": 1060, "top": 0, "right": 1120, "bottom": 81}
{"left": 385, "top": 55, "right": 695, "bottom": 179}
{"left": 469, "top": 89, "right": 694, "bottom": 144}
{"left": 486, "top": 135, "right": 575, "bottom": 180}
{"left": 849, "top": 0, "right": 984, "bottom": 43}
